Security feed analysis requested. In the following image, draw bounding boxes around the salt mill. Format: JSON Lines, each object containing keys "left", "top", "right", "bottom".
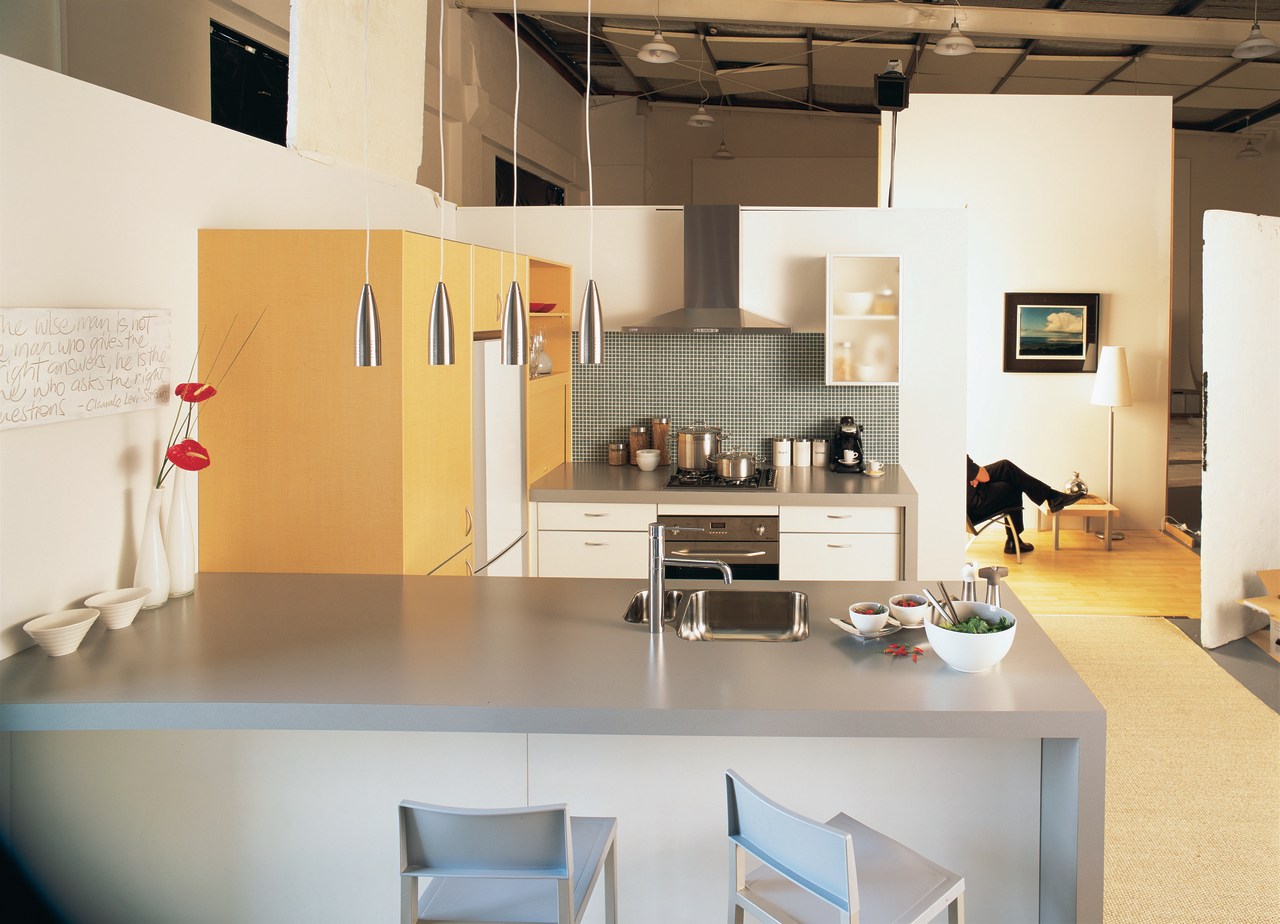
{"left": 978, "top": 565, "right": 1009, "bottom": 607}
{"left": 960, "top": 561, "right": 979, "bottom": 602}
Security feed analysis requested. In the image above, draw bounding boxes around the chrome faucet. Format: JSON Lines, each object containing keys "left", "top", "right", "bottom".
{"left": 648, "top": 522, "right": 733, "bottom": 634}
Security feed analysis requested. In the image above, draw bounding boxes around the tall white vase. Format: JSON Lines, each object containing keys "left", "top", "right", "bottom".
{"left": 166, "top": 470, "right": 195, "bottom": 597}
{"left": 135, "top": 486, "right": 170, "bottom": 609}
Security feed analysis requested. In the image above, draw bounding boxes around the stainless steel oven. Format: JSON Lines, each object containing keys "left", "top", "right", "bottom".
{"left": 658, "top": 514, "right": 780, "bottom": 581}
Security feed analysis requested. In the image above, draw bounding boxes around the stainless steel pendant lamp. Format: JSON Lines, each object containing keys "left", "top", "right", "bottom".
{"left": 578, "top": 0, "right": 604, "bottom": 365}
{"left": 427, "top": 0, "right": 454, "bottom": 365}
{"left": 501, "top": 0, "right": 529, "bottom": 366}
{"left": 354, "top": 0, "right": 382, "bottom": 367}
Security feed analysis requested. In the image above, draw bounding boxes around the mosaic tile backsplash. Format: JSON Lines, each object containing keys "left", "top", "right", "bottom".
{"left": 571, "top": 332, "right": 899, "bottom": 464}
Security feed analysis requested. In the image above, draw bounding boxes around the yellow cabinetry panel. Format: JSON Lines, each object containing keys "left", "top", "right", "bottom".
{"left": 472, "top": 246, "right": 527, "bottom": 336}
{"left": 432, "top": 544, "right": 474, "bottom": 576}
{"left": 527, "top": 374, "right": 570, "bottom": 486}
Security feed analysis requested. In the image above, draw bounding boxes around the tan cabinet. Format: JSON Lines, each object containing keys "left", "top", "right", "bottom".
{"left": 472, "top": 246, "right": 527, "bottom": 336}
{"left": 197, "top": 229, "right": 473, "bottom": 575}
{"left": 526, "top": 258, "right": 573, "bottom": 485}
{"left": 433, "top": 544, "right": 475, "bottom": 576}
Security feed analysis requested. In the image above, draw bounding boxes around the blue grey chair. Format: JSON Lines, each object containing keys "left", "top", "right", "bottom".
{"left": 398, "top": 799, "right": 617, "bottom": 924}
{"left": 726, "top": 770, "right": 965, "bottom": 924}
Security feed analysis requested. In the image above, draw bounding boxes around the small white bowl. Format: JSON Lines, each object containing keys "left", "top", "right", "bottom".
{"left": 836, "top": 291, "right": 875, "bottom": 316}
{"left": 924, "top": 601, "right": 1017, "bottom": 672}
{"left": 848, "top": 602, "right": 889, "bottom": 633}
{"left": 84, "top": 587, "right": 150, "bottom": 629}
{"left": 635, "top": 449, "right": 661, "bottom": 472}
{"left": 888, "top": 593, "right": 929, "bottom": 627}
{"left": 24, "top": 608, "right": 99, "bottom": 657}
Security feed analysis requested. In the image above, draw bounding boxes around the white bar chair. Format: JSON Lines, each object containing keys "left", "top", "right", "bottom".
{"left": 725, "top": 770, "right": 964, "bottom": 924}
{"left": 398, "top": 799, "right": 617, "bottom": 924}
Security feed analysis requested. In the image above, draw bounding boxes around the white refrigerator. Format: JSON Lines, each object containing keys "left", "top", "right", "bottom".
{"left": 472, "top": 339, "right": 528, "bottom": 575}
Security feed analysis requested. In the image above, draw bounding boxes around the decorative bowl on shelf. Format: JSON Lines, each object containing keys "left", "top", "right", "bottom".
{"left": 529, "top": 302, "right": 557, "bottom": 313}
{"left": 84, "top": 587, "right": 150, "bottom": 629}
{"left": 24, "top": 608, "right": 99, "bottom": 656}
{"left": 924, "top": 601, "right": 1017, "bottom": 672}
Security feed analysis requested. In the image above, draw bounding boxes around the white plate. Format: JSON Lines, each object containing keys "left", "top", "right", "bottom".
{"left": 829, "top": 615, "right": 902, "bottom": 641}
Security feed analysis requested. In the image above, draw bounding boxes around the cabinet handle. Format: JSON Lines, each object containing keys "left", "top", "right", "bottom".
{"left": 496, "top": 292, "right": 502, "bottom": 324}
{"left": 583, "top": 512, "right": 609, "bottom": 517}
{"left": 464, "top": 506, "right": 473, "bottom": 537}
{"left": 584, "top": 541, "right": 610, "bottom": 547}
{"left": 827, "top": 543, "right": 853, "bottom": 549}
{"left": 826, "top": 514, "right": 853, "bottom": 519}
{"left": 465, "top": 559, "right": 474, "bottom": 576}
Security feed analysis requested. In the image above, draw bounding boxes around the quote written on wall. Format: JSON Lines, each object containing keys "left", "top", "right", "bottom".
{"left": 0, "top": 308, "right": 171, "bottom": 430}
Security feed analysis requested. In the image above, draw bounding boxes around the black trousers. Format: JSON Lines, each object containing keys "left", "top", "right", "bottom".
{"left": 967, "top": 459, "right": 1056, "bottom": 538}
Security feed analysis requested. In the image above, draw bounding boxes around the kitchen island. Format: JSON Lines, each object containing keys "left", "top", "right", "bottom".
{"left": 0, "top": 573, "right": 1102, "bottom": 923}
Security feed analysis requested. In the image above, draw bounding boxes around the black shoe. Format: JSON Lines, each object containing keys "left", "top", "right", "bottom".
{"left": 1004, "top": 537, "right": 1034, "bottom": 555}
{"left": 1046, "top": 491, "right": 1081, "bottom": 514}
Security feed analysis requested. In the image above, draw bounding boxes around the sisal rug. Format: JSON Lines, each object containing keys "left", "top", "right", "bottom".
{"left": 1039, "top": 616, "right": 1280, "bottom": 924}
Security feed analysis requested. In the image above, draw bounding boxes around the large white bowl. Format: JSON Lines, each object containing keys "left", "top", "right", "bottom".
{"left": 84, "top": 587, "right": 150, "bottom": 629}
{"left": 24, "top": 608, "right": 99, "bottom": 657}
{"left": 924, "top": 600, "right": 1016, "bottom": 672}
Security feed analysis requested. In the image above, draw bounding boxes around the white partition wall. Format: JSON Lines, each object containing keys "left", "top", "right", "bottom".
{"left": 1200, "top": 210, "right": 1280, "bottom": 648}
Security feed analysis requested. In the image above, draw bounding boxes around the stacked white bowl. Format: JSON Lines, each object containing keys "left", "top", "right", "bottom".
{"left": 84, "top": 587, "right": 150, "bottom": 629}
{"left": 24, "top": 608, "right": 99, "bottom": 656}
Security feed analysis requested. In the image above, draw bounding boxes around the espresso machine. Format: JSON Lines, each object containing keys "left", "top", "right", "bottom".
{"left": 829, "top": 417, "right": 866, "bottom": 474}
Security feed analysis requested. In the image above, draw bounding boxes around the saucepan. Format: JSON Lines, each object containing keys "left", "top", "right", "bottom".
{"left": 711, "top": 450, "right": 757, "bottom": 482}
{"left": 676, "top": 423, "right": 722, "bottom": 471}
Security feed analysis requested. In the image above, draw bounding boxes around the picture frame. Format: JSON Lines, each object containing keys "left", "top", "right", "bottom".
{"left": 1003, "top": 293, "right": 1100, "bottom": 373}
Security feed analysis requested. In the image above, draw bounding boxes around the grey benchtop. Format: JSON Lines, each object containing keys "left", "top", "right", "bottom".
{"left": 530, "top": 462, "right": 918, "bottom": 508}
{"left": 0, "top": 572, "right": 1102, "bottom": 738}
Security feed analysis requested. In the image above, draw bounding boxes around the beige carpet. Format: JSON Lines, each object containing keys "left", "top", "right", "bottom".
{"left": 1040, "top": 616, "right": 1280, "bottom": 924}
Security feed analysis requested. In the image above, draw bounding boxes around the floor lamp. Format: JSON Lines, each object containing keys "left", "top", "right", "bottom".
{"left": 1090, "top": 345, "right": 1132, "bottom": 541}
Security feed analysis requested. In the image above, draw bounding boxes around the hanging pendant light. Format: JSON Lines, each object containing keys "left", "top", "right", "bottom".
{"left": 638, "top": 2, "right": 678, "bottom": 64}
{"left": 501, "top": 0, "right": 528, "bottom": 366}
{"left": 712, "top": 140, "right": 735, "bottom": 159}
{"left": 427, "top": 0, "right": 455, "bottom": 365}
{"left": 577, "top": 0, "right": 604, "bottom": 365}
{"left": 1234, "top": 2, "right": 1279, "bottom": 59}
{"left": 687, "top": 38, "right": 714, "bottom": 128}
{"left": 935, "top": 18, "right": 975, "bottom": 56}
{"left": 354, "top": 0, "right": 381, "bottom": 367}
{"left": 1237, "top": 136, "right": 1263, "bottom": 160}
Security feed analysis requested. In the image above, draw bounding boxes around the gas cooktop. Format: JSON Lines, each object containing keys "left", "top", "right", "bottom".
{"left": 663, "top": 468, "right": 777, "bottom": 490}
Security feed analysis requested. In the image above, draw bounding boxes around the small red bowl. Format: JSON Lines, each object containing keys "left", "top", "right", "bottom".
{"left": 529, "top": 302, "right": 556, "bottom": 313}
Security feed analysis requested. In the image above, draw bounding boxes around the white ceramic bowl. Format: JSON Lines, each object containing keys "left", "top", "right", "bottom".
{"left": 84, "top": 587, "right": 150, "bottom": 629}
{"left": 836, "top": 291, "right": 875, "bottom": 316}
{"left": 854, "top": 363, "right": 897, "bottom": 382}
{"left": 635, "top": 449, "right": 661, "bottom": 472}
{"left": 848, "top": 601, "right": 889, "bottom": 633}
{"left": 924, "top": 600, "right": 1017, "bottom": 672}
{"left": 24, "top": 608, "right": 99, "bottom": 657}
{"left": 888, "top": 593, "right": 929, "bottom": 627}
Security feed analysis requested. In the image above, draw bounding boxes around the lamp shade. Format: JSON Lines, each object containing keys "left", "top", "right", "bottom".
{"left": 500, "top": 280, "right": 529, "bottom": 365}
{"left": 355, "top": 283, "right": 381, "bottom": 367}
{"left": 1090, "top": 345, "right": 1132, "bottom": 408}
{"left": 935, "top": 21, "right": 975, "bottom": 57}
{"left": 427, "top": 280, "right": 455, "bottom": 365}
{"left": 578, "top": 279, "right": 603, "bottom": 365}
{"left": 1233, "top": 22, "right": 1279, "bottom": 60}
{"left": 638, "top": 31, "right": 679, "bottom": 64}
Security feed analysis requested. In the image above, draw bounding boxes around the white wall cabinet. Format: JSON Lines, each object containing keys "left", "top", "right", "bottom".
{"left": 826, "top": 254, "right": 901, "bottom": 385}
{"left": 779, "top": 505, "right": 902, "bottom": 581}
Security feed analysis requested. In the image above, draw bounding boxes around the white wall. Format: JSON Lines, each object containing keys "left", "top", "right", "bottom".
{"left": 1200, "top": 210, "right": 1280, "bottom": 648}
{"left": 880, "top": 95, "right": 1173, "bottom": 533}
{"left": 0, "top": 55, "right": 449, "bottom": 658}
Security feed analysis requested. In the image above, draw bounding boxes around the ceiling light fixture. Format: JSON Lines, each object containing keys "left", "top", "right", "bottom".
{"left": 688, "top": 35, "right": 715, "bottom": 128}
{"left": 354, "top": 0, "right": 381, "bottom": 367}
{"left": 500, "top": 0, "right": 529, "bottom": 366}
{"left": 638, "top": 1, "right": 678, "bottom": 64}
{"left": 1237, "top": 136, "right": 1263, "bottom": 159}
{"left": 713, "top": 109, "right": 734, "bottom": 159}
{"left": 1234, "top": 1, "right": 1279, "bottom": 59}
{"left": 427, "top": 0, "right": 454, "bottom": 366}
{"left": 934, "top": 1, "right": 974, "bottom": 57}
{"left": 577, "top": 0, "right": 603, "bottom": 365}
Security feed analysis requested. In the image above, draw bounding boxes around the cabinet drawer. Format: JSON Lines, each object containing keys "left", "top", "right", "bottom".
{"left": 780, "top": 506, "right": 900, "bottom": 534}
{"left": 538, "top": 502, "right": 657, "bottom": 532}
{"left": 538, "top": 530, "right": 648, "bottom": 578}
{"left": 779, "top": 533, "right": 901, "bottom": 581}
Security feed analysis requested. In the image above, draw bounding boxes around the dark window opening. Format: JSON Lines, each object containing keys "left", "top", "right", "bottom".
{"left": 210, "top": 21, "right": 288, "bottom": 146}
{"left": 496, "top": 157, "right": 565, "bottom": 206}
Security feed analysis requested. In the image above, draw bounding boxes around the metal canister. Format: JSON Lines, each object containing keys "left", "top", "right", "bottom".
{"left": 793, "top": 438, "right": 812, "bottom": 467}
{"left": 772, "top": 437, "right": 792, "bottom": 468}
{"left": 811, "top": 439, "right": 829, "bottom": 467}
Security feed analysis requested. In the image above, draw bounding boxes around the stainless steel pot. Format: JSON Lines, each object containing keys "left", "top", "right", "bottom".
{"left": 711, "top": 450, "right": 757, "bottom": 482}
{"left": 676, "top": 424, "right": 721, "bottom": 471}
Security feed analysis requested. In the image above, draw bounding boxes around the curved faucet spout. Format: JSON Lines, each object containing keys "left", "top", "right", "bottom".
{"left": 647, "top": 522, "right": 733, "bottom": 634}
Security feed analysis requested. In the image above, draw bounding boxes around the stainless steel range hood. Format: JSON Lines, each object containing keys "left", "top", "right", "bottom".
{"left": 620, "top": 205, "right": 790, "bottom": 334}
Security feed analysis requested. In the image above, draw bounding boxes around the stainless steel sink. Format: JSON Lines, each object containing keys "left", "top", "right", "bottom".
{"left": 622, "top": 589, "right": 685, "bottom": 625}
{"left": 675, "top": 590, "right": 808, "bottom": 642}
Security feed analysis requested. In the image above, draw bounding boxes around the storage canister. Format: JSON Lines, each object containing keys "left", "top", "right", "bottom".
{"left": 628, "top": 425, "right": 650, "bottom": 466}
{"left": 793, "top": 438, "right": 812, "bottom": 467}
{"left": 812, "top": 439, "right": 829, "bottom": 467}
{"left": 772, "top": 437, "right": 792, "bottom": 468}
{"left": 651, "top": 416, "right": 671, "bottom": 466}
{"left": 607, "top": 442, "right": 628, "bottom": 466}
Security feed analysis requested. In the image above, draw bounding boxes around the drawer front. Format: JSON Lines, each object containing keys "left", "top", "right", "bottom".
{"left": 538, "top": 530, "right": 649, "bottom": 578}
{"left": 779, "top": 533, "right": 901, "bottom": 581}
{"left": 780, "top": 506, "right": 901, "bottom": 534}
{"left": 538, "top": 502, "right": 657, "bottom": 532}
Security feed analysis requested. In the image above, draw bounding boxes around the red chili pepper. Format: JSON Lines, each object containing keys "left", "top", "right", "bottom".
{"left": 175, "top": 382, "right": 218, "bottom": 402}
{"left": 166, "top": 438, "right": 211, "bottom": 471}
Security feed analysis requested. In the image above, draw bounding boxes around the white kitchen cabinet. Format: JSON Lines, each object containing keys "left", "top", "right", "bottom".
{"left": 538, "top": 502, "right": 657, "bottom": 532}
{"left": 780, "top": 504, "right": 902, "bottom": 580}
{"left": 538, "top": 530, "right": 650, "bottom": 579}
{"left": 780, "top": 507, "right": 900, "bottom": 534}
{"left": 826, "top": 254, "right": 900, "bottom": 385}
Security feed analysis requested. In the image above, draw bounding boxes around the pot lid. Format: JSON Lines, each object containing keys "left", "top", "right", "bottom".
{"left": 678, "top": 423, "right": 721, "bottom": 435}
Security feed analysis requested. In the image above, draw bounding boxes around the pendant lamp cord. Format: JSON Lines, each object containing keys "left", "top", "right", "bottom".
{"left": 438, "top": 0, "right": 446, "bottom": 276}
{"left": 587, "top": 0, "right": 594, "bottom": 280}
{"left": 363, "top": 0, "right": 371, "bottom": 286}
{"left": 511, "top": 0, "right": 520, "bottom": 282}
{"left": 887, "top": 109, "right": 898, "bottom": 208}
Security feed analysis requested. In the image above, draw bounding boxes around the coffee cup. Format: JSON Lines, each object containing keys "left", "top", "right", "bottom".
{"left": 866, "top": 460, "right": 884, "bottom": 474}
{"left": 841, "top": 449, "right": 856, "bottom": 464}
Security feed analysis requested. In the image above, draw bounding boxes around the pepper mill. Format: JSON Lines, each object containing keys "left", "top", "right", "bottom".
{"left": 960, "top": 561, "right": 979, "bottom": 602}
{"left": 978, "top": 565, "right": 1009, "bottom": 607}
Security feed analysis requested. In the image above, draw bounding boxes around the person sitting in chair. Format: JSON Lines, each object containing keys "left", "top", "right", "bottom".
{"left": 968, "top": 456, "right": 1081, "bottom": 555}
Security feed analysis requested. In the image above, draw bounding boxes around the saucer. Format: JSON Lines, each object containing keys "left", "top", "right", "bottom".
{"left": 829, "top": 615, "right": 902, "bottom": 641}
{"left": 864, "top": 469, "right": 885, "bottom": 478}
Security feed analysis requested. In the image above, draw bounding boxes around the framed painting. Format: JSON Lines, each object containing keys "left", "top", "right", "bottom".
{"left": 1003, "top": 293, "right": 1100, "bottom": 373}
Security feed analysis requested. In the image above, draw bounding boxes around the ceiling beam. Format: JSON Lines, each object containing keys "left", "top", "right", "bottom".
{"left": 461, "top": 0, "right": 1268, "bottom": 51}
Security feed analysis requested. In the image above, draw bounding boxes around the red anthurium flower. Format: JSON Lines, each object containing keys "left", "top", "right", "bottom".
{"left": 166, "top": 439, "right": 211, "bottom": 471}
{"left": 175, "top": 382, "right": 218, "bottom": 402}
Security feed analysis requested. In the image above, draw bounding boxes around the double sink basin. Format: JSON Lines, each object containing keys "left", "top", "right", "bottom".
{"left": 623, "top": 589, "right": 808, "bottom": 642}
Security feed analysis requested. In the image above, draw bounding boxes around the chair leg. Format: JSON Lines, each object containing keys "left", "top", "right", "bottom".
{"left": 948, "top": 891, "right": 965, "bottom": 924}
{"left": 401, "top": 877, "right": 418, "bottom": 924}
{"left": 1003, "top": 515, "right": 1021, "bottom": 564}
{"left": 603, "top": 841, "right": 618, "bottom": 924}
{"left": 728, "top": 844, "right": 748, "bottom": 924}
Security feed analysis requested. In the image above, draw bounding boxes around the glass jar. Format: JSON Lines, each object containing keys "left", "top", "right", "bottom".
{"left": 650, "top": 416, "right": 671, "bottom": 466}
{"left": 833, "top": 342, "right": 855, "bottom": 382}
{"left": 629, "top": 426, "right": 650, "bottom": 466}
{"left": 608, "top": 442, "right": 628, "bottom": 466}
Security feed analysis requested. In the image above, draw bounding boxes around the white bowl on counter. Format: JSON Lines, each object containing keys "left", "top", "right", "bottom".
{"left": 635, "top": 449, "right": 661, "bottom": 472}
{"left": 24, "top": 608, "right": 99, "bottom": 657}
{"left": 924, "top": 601, "right": 1017, "bottom": 672}
{"left": 888, "top": 593, "right": 928, "bottom": 627}
{"left": 848, "top": 601, "right": 889, "bottom": 633}
{"left": 84, "top": 587, "right": 150, "bottom": 629}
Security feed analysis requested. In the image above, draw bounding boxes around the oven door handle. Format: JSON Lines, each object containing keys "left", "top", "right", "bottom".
{"left": 668, "top": 548, "right": 768, "bottom": 558}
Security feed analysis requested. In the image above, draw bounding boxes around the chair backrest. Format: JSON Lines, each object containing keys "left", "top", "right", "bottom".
{"left": 725, "top": 770, "right": 858, "bottom": 914}
{"left": 398, "top": 800, "right": 573, "bottom": 880}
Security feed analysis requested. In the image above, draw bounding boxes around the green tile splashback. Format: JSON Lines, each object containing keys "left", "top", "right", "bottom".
{"left": 571, "top": 332, "right": 899, "bottom": 464}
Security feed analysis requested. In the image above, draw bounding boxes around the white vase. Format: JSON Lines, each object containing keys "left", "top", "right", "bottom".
{"left": 135, "top": 486, "right": 170, "bottom": 609}
{"left": 166, "top": 470, "right": 195, "bottom": 597}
